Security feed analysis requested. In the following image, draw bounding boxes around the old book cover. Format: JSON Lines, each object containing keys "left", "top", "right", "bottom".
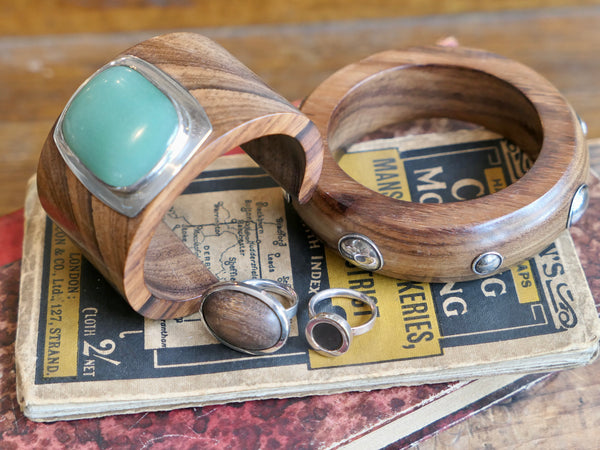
{"left": 0, "top": 208, "right": 555, "bottom": 449}
{"left": 15, "top": 130, "right": 600, "bottom": 423}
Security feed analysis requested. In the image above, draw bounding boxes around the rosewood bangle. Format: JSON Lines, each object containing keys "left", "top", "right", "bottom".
{"left": 293, "top": 46, "right": 589, "bottom": 282}
{"left": 37, "top": 33, "right": 323, "bottom": 319}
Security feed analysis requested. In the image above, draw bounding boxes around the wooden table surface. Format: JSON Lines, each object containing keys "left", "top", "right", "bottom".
{"left": 2, "top": 5, "right": 600, "bottom": 448}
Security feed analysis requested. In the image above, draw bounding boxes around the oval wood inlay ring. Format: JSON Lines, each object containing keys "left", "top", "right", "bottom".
{"left": 294, "top": 46, "right": 588, "bottom": 282}
{"left": 201, "top": 279, "right": 298, "bottom": 355}
{"left": 37, "top": 33, "right": 323, "bottom": 319}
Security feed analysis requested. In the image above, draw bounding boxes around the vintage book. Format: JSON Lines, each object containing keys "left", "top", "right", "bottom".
{"left": 4, "top": 144, "right": 600, "bottom": 449}
{"left": 0, "top": 245, "right": 552, "bottom": 448}
{"left": 15, "top": 129, "right": 600, "bottom": 423}
{"left": 0, "top": 195, "right": 557, "bottom": 449}
{"left": 0, "top": 242, "right": 547, "bottom": 447}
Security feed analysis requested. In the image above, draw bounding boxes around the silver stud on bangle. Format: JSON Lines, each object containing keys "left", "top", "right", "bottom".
{"left": 471, "top": 251, "right": 503, "bottom": 276}
{"left": 567, "top": 183, "right": 589, "bottom": 227}
{"left": 337, "top": 233, "right": 383, "bottom": 271}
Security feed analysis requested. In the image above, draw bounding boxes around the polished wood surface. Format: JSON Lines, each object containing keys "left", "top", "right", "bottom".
{"left": 295, "top": 45, "right": 588, "bottom": 282}
{"left": 2, "top": 1, "right": 598, "bottom": 36}
{"left": 2, "top": 4, "right": 600, "bottom": 447}
{"left": 3, "top": 7, "right": 600, "bottom": 216}
{"left": 37, "top": 33, "right": 323, "bottom": 319}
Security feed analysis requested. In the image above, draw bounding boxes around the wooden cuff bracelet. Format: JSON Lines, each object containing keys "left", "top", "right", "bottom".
{"left": 293, "top": 45, "right": 589, "bottom": 282}
{"left": 37, "top": 33, "right": 323, "bottom": 319}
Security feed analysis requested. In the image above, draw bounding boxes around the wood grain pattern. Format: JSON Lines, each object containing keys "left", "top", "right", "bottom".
{"left": 295, "top": 45, "right": 589, "bottom": 282}
{"left": 3, "top": 1, "right": 599, "bottom": 36}
{"left": 202, "top": 289, "right": 284, "bottom": 352}
{"left": 1, "top": 6, "right": 600, "bottom": 448}
{"left": 3, "top": 8, "right": 600, "bottom": 217}
{"left": 417, "top": 143, "right": 600, "bottom": 449}
{"left": 36, "top": 32, "right": 323, "bottom": 319}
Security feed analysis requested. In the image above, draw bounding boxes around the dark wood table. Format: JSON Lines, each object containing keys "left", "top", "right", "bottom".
{"left": 2, "top": 6, "right": 600, "bottom": 447}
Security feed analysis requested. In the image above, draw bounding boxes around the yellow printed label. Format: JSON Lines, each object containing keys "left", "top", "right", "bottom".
{"left": 511, "top": 260, "right": 540, "bottom": 304}
{"left": 484, "top": 167, "right": 507, "bottom": 193}
{"left": 338, "top": 148, "right": 411, "bottom": 201}
{"left": 309, "top": 249, "right": 442, "bottom": 368}
{"left": 43, "top": 223, "right": 82, "bottom": 378}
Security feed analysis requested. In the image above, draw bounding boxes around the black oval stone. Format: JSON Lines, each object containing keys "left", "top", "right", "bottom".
{"left": 312, "top": 322, "right": 343, "bottom": 351}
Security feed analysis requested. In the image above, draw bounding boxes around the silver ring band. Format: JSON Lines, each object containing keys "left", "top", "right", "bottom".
{"left": 308, "top": 288, "right": 377, "bottom": 336}
{"left": 244, "top": 278, "right": 299, "bottom": 321}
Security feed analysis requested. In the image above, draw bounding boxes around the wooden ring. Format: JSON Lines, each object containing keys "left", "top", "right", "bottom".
{"left": 200, "top": 279, "right": 298, "bottom": 355}
{"left": 37, "top": 33, "right": 323, "bottom": 319}
{"left": 294, "top": 46, "right": 588, "bottom": 282}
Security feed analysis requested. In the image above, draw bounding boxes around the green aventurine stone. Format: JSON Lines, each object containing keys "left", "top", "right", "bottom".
{"left": 62, "top": 65, "right": 179, "bottom": 187}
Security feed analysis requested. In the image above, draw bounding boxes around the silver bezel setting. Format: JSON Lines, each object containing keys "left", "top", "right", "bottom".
{"left": 53, "top": 55, "right": 212, "bottom": 217}
{"left": 305, "top": 313, "right": 353, "bottom": 357}
{"left": 337, "top": 233, "right": 384, "bottom": 271}
{"left": 471, "top": 251, "right": 504, "bottom": 276}
{"left": 567, "top": 183, "right": 589, "bottom": 227}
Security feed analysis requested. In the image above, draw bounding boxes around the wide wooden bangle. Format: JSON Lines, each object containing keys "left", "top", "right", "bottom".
{"left": 294, "top": 46, "right": 589, "bottom": 282}
{"left": 37, "top": 33, "right": 323, "bottom": 319}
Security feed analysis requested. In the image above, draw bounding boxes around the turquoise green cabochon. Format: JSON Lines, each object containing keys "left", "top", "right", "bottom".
{"left": 61, "top": 65, "right": 179, "bottom": 188}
